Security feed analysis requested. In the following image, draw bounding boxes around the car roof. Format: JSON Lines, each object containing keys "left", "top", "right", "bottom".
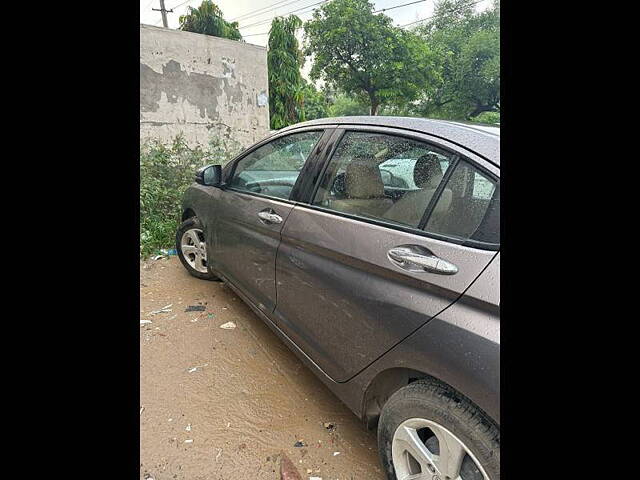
{"left": 278, "top": 116, "right": 500, "bottom": 166}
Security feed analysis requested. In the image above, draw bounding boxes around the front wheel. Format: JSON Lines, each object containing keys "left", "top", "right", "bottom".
{"left": 378, "top": 378, "right": 500, "bottom": 480}
{"left": 176, "top": 216, "right": 219, "bottom": 281}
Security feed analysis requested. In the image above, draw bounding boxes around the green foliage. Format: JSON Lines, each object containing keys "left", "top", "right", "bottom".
{"left": 140, "top": 135, "right": 241, "bottom": 257}
{"left": 471, "top": 111, "right": 500, "bottom": 125}
{"left": 268, "top": 16, "right": 305, "bottom": 129}
{"left": 179, "top": 1, "right": 242, "bottom": 41}
{"left": 326, "top": 91, "right": 370, "bottom": 116}
{"left": 304, "top": 0, "right": 437, "bottom": 115}
{"left": 414, "top": 0, "right": 500, "bottom": 119}
{"left": 301, "top": 80, "right": 329, "bottom": 120}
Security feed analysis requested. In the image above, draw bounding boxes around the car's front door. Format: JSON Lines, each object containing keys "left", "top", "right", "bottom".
{"left": 273, "top": 128, "right": 500, "bottom": 382}
{"left": 210, "top": 129, "right": 326, "bottom": 315}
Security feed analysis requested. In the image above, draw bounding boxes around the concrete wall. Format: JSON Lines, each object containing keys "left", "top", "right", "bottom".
{"left": 140, "top": 24, "right": 270, "bottom": 149}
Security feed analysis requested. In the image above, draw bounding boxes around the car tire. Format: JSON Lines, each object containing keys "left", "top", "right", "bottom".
{"left": 378, "top": 378, "right": 500, "bottom": 480}
{"left": 176, "top": 216, "right": 219, "bottom": 281}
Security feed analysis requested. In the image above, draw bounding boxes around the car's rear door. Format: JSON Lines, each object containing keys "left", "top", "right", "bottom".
{"left": 209, "top": 128, "right": 331, "bottom": 315}
{"left": 273, "top": 127, "right": 500, "bottom": 382}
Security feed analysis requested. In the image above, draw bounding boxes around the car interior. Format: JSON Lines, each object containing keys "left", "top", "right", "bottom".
{"left": 319, "top": 154, "right": 452, "bottom": 228}
{"left": 230, "top": 133, "right": 321, "bottom": 199}
{"left": 313, "top": 138, "right": 458, "bottom": 230}
{"left": 231, "top": 130, "right": 498, "bottom": 243}
{"left": 383, "top": 153, "right": 452, "bottom": 227}
{"left": 330, "top": 159, "right": 394, "bottom": 218}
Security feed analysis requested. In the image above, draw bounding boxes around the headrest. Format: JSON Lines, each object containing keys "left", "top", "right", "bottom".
{"left": 414, "top": 153, "right": 444, "bottom": 188}
{"left": 345, "top": 159, "right": 385, "bottom": 199}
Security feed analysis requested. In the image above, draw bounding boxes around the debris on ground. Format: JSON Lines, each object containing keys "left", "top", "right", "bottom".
{"left": 140, "top": 320, "right": 153, "bottom": 326}
{"left": 294, "top": 440, "right": 306, "bottom": 448}
{"left": 219, "top": 321, "right": 237, "bottom": 330}
{"left": 184, "top": 439, "right": 193, "bottom": 443}
{"left": 333, "top": 452, "right": 340, "bottom": 456}
{"left": 323, "top": 422, "right": 336, "bottom": 432}
{"left": 185, "top": 305, "right": 206, "bottom": 312}
{"left": 185, "top": 423, "right": 191, "bottom": 432}
{"left": 150, "top": 304, "right": 173, "bottom": 315}
{"left": 153, "top": 249, "right": 177, "bottom": 261}
{"left": 140, "top": 406, "right": 145, "bottom": 415}
{"left": 309, "top": 477, "right": 323, "bottom": 480}
{"left": 280, "top": 452, "right": 303, "bottom": 480}
{"left": 187, "top": 363, "right": 208, "bottom": 373}
{"left": 140, "top": 257, "right": 384, "bottom": 479}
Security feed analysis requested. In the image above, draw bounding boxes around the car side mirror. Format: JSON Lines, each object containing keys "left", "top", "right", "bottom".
{"left": 195, "top": 164, "right": 222, "bottom": 186}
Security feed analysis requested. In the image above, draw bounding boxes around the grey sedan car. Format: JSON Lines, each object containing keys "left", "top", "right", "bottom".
{"left": 178, "top": 116, "right": 500, "bottom": 480}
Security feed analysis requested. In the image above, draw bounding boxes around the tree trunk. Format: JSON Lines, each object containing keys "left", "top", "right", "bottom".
{"left": 370, "top": 101, "right": 379, "bottom": 116}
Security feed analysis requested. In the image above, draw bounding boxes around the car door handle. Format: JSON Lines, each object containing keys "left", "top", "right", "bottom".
{"left": 257, "top": 209, "right": 283, "bottom": 224}
{"left": 387, "top": 246, "right": 458, "bottom": 275}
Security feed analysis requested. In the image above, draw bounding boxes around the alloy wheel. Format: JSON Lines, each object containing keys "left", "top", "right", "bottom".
{"left": 180, "top": 228, "right": 208, "bottom": 273}
{"left": 391, "top": 417, "right": 489, "bottom": 480}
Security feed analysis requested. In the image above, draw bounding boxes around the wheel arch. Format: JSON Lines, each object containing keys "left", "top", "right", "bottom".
{"left": 357, "top": 297, "right": 500, "bottom": 430}
{"left": 181, "top": 208, "right": 197, "bottom": 222}
{"left": 361, "top": 367, "right": 436, "bottom": 430}
{"left": 361, "top": 366, "right": 498, "bottom": 431}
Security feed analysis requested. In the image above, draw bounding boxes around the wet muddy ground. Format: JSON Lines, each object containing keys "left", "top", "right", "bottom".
{"left": 140, "top": 256, "right": 385, "bottom": 480}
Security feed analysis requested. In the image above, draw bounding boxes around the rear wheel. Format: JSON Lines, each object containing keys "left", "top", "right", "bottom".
{"left": 176, "top": 217, "right": 219, "bottom": 281}
{"left": 378, "top": 378, "right": 499, "bottom": 480}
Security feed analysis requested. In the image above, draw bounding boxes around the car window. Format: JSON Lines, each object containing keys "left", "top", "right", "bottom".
{"left": 379, "top": 158, "right": 416, "bottom": 188}
{"left": 228, "top": 130, "right": 323, "bottom": 200}
{"left": 378, "top": 156, "right": 450, "bottom": 190}
{"left": 424, "top": 160, "right": 499, "bottom": 244}
{"left": 312, "top": 131, "right": 454, "bottom": 228}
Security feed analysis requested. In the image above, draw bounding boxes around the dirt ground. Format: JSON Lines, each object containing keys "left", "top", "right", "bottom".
{"left": 140, "top": 256, "right": 385, "bottom": 480}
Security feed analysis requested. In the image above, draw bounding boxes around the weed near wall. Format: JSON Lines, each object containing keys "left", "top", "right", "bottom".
{"left": 140, "top": 135, "right": 241, "bottom": 258}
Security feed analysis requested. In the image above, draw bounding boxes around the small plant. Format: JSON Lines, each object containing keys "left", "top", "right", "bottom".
{"left": 470, "top": 111, "right": 500, "bottom": 125}
{"left": 140, "top": 134, "right": 241, "bottom": 258}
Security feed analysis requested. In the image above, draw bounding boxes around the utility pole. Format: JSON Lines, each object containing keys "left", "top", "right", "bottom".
{"left": 152, "top": 0, "right": 173, "bottom": 28}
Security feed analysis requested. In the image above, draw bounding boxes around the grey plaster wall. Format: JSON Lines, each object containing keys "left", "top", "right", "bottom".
{"left": 140, "top": 24, "right": 270, "bottom": 148}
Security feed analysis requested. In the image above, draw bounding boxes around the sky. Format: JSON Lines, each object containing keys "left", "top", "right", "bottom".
{"left": 140, "top": 0, "right": 491, "bottom": 79}
{"left": 140, "top": 0, "right": 491, "bottom": 45}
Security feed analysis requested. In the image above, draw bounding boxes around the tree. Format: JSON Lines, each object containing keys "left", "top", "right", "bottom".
{"left": 179, "top": 1, "right": 242, "bottom": 41}
{"left": 414, "top": 0, "right": 500, "bottom": 120}
{"left": 304, "top": 0, "right": 437, "bottom": 115}
{"left": 268, "top": 16, "right": 305, "bottom": 129}
{"left": 326, "top": 91, "right": 370, "bottom": 116}
{"left": 301, "top": 80, "right": 329, "bottom": 120}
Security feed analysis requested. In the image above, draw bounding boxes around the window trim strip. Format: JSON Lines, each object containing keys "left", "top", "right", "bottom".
{"left": 309, "top": 128, "right": 346, "bottom": 204}
{"left": 417, "top": 154, "right": 460, "bottom": 231}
